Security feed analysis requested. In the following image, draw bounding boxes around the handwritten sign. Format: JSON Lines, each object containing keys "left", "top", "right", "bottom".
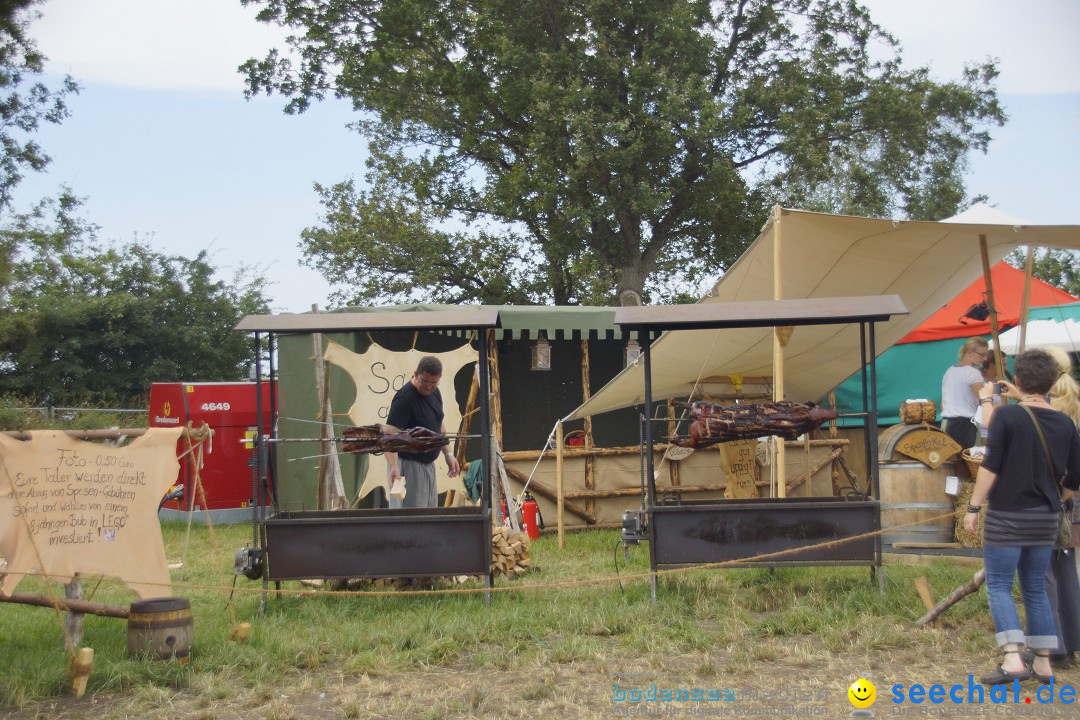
{"left": 0, "top": 429, "right": 183, "bottom": 598}
{"left": 323, "top": 341, "right": 477, "bottom": 499}
{"left": 893, "top": 428, "right": 960, "bottom": 469}
{"left": 721, "top": 439, "right": 760, "bottom": 499}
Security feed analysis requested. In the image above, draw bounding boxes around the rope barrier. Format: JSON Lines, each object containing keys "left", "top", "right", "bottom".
{"left": 2, "top": 509, "right": 968, "bottom": 600}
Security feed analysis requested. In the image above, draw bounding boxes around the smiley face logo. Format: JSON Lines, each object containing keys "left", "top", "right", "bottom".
{"left": 848, "top": 678, "right": 876, "bottom": 709}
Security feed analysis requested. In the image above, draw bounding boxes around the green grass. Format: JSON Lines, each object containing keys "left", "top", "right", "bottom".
{"left": 0, "top": 520, "right": 991, "bottom": 711}
{"left": 0, "top": 397, "right": 147, "bottom": 431}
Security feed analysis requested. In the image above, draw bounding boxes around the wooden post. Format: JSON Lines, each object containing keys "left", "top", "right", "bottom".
{"left": 446, "top": 361, "right": 480, "bottom": 507}
{"left": 64, "top": 575, "right": 83, "bottom": 654}
{"left": 556, "top": 420, "right": 565, "bottom": 547}
{"left": 914, "top": 576, "right": 937, "bottom": 627}
{"left": 666, "top": 402, "right": 680, "bottom": 488}
{"left": 802, "top": 434, "right": 811, "bottom": 497}
{"left": 492, "top": 434, "right": 521, "bottom": 531}
{"left": 311, "top": 304, "right": 345, "bottom": 510}
{"left": 771, "top": 205, "right": 786, "bottom": 498}
{"left": 1020, "top": 245, "right": 1034, "bottom": 352}
{"left": 580, "top": 338, "right": 596, "bottom": 519}
{"left": 828, "top": 390, "right": 841, "bottom": 495}
{"left": 487, "top": 330, "right": 504, "bottom": 446}
{"left": 458, "top": 365, "right": 480, "bottom": 467}
{"left": 979, "top": 236, "right": 1006, "bottom": 379}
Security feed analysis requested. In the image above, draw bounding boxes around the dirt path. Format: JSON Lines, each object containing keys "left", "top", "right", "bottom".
{"left": 6, "top": 643, "right": 1077, "bottom": 719}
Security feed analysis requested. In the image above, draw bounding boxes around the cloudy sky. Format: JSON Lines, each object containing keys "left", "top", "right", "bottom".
{"left": 12, "top": 0, "right": 1080, "bottom": 312}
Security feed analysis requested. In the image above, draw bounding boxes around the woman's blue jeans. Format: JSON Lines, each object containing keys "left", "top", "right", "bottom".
{"left": 983, "top": 544, "right": 1059, "bottom": 649}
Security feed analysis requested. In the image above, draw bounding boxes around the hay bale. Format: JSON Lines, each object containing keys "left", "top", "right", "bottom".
{"left": 953, "top": 480, "right": 985, "bottom": 548}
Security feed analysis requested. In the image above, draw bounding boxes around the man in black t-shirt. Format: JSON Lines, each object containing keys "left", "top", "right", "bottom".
{"left": 385, "top": 356, "right": 460, "bottom": 507}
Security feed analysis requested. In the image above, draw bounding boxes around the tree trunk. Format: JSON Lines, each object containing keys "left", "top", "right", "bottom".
{"left": 616, "top": 264, "right": 647, "bottom": 303}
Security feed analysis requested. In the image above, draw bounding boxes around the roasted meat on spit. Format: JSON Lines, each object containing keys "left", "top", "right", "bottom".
{"left": 341, "top": 424, "right": 450, "bottom": 455}
{"left": 669, "top": 401, "right": 838, "bottom": 448}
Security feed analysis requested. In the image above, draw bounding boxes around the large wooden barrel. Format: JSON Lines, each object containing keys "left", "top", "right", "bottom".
{"left": 127, "top": 597, "right": 193, "bottom": 662}
{"left": 877, "top": 425, "right": 956, "bottom": 546}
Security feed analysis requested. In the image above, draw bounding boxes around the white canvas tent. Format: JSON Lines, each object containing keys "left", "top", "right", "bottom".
{"left": 565, "top": 204, "right": 1080, "bottom": 421}
{"left": 994, "top": 318, "right": 1080, "bottom": 355}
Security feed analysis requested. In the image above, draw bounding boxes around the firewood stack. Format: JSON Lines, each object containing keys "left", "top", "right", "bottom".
{"left": 491, "top": 526, "right": 531, "bottom": 578}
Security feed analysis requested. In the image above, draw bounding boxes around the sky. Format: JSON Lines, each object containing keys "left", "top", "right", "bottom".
{"left": 10, "top": 0, "right": 1080, "bottom": 314}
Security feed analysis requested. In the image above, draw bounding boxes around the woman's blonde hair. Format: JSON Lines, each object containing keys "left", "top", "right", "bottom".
{"left": 1046, "top": 345, "right": 1080, "bottom": 427}
{"left": 957, "top": 337, "right": 989, "bottom": 363}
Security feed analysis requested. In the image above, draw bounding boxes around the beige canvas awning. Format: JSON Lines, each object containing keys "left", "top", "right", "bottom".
{"left": 564, "top": 205, "right": 1080, "bottom": 421}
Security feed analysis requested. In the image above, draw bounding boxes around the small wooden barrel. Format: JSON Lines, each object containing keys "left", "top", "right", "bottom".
{"left": 127, "top": 597, "right": 193, "bottom": 662}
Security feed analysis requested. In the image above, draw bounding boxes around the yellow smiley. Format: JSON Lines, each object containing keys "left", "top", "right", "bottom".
{"left": 848, "top": 678, "right": 876, "bottom": 709}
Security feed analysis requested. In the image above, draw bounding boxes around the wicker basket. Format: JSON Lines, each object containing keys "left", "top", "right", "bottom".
{"left": 960, "top": 448, "right": 983, "bottom": 479}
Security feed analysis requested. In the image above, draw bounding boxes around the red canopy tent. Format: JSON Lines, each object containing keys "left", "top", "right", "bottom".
{"left": 897, "top": 261, "right": 1077, "bottom": 344}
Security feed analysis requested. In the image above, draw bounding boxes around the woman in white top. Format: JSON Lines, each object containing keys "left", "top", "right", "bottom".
{"left": 941, "top": 336, "right": 990, "bottom": 452}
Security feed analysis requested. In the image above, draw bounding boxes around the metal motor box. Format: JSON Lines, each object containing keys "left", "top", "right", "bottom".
{"left": 149, "top": 381, "right": 275, "bottom": 515}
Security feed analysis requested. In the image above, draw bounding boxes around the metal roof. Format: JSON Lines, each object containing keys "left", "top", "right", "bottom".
{"left": 614, "top": 295, "right": 908, "bottom": 331}
{"left": 235, "top": 308, "right": 501, "bottom": 333}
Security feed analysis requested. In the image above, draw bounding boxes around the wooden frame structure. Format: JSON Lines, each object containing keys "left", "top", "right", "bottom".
{"left": 234, "top": 309, "right": 501, "bottom": 606}
{"left": 613, "top": 295, "right": 908, "bottom": 599}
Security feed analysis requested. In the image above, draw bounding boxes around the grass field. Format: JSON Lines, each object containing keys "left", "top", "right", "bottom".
{"left": 0, "top": 518, "right": 1020, "bottom": 719}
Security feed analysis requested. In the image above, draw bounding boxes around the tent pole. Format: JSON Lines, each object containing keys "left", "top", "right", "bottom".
{"left": 771, "top": 205, "right": 786, "bottom": 498}
{"left": 980, "top": 235, "right": 1005, "bottom": 376}
{"left": 1019, "top": 245, "right": 1034, "bottom": 353}
{"left": 556, "top": 420, "right": 564, "bottom": 548}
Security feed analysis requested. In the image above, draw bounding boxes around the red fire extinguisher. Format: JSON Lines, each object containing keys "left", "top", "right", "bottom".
{"left": 521, "top": 491, "right": 544, "bottom": 540}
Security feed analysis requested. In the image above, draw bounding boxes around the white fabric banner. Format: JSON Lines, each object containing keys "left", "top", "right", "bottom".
{"left": 0, "top": 429, "right": 183, "bottom": 598}
{"left": 323, "top": 341, "right": 478, "bottom": 500}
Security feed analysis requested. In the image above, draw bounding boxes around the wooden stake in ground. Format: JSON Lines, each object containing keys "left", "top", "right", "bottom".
{"left": 70, "top": 647, "right": 93, "bottom": 698}
{"left": 913, "top": 576, "right": 938, "bottom": 627}
{"left": 915, "top": 568, "right": 986, "bottom": 627}
{"left": 64, "top": 575, "right": 83, "bottom": 654}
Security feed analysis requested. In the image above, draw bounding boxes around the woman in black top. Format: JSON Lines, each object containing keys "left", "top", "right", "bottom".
{"left": 964, "top": 349, "right": 1080, "bottom": 686}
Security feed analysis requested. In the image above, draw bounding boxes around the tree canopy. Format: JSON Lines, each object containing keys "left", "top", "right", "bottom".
{"left": 243, "top": 0, "right": 1004, "bottom": 306}
{"left": 0, "top": 0, "right": 78, "bottom": 219}
{"left": 0, "top": 193, "right": 271, "bottom": 404}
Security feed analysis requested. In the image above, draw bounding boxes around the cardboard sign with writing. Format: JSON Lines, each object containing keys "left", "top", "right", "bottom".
{"left": 0, "top": 429, "right": 182, "bottom": 598}
{"left": 720, "top": 439, "right": 759, "bottom": 498}
{"left": 892, "top": 428, "right": 960, "bottom": 469}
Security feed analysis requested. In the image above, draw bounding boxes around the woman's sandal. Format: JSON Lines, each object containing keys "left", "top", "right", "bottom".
{"left": 980, "top": 650, "right": 1033, "bottom": 685}
{"left": 1032, "top": 652, "right": 1055, "bottom": 686}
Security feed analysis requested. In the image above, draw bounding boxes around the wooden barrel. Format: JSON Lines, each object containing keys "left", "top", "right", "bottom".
{"left": 127, "top": 597, "right": 193, "bottom": 662}
{"left": 877, "top": 425, "right": 956, "bottom": 546}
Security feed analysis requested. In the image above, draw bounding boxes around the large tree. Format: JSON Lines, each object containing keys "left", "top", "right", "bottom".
{"left": 242, "top": 0, "right": 1003, "bottom": 306}
{"left": 0, "top": 0, "right": 78, "bottom": 219}
{"left": 0, "top": 193, "right": 271, "bottom": 404}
